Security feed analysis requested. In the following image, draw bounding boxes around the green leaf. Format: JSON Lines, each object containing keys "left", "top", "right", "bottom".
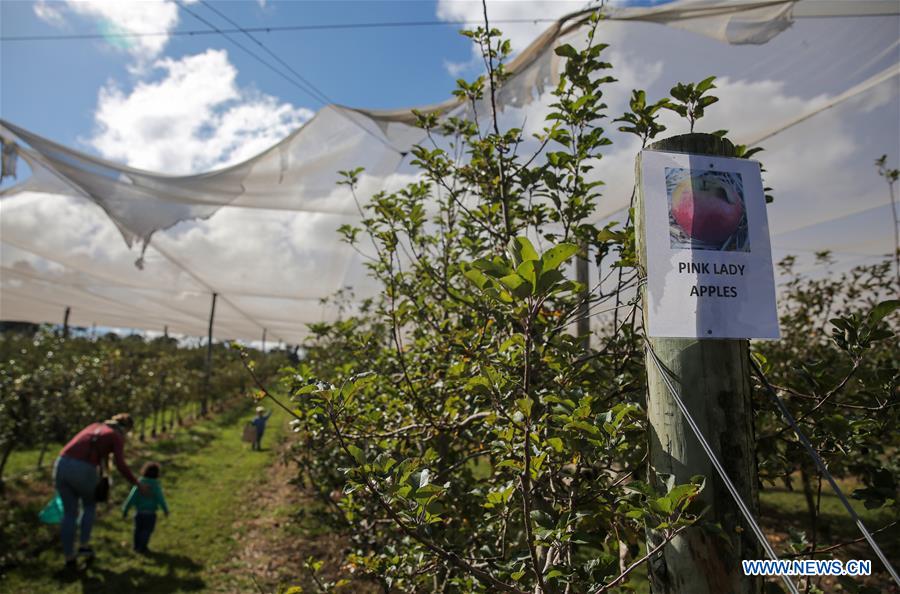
{"left": 498, "top": 273, "right": 528, "bottom": 292}
{"left": 546, "top": 437, "right": 563, "bottom": 452}
{"left": 750, "top": 351, "right": 769, "bottom": 374}
{"left": 536, "top": 269, "right": 565, "bottom": 294}
{"left": 466, "top": 375, "right": 493, "bottom": 394}
{"left": 342, "top": 372, "right": 376, "bottom": 402}
{"left": 665, "top": 483, "right": 700, "bottom": 507}
{"left": 567, "top": 420, "right": 601, "bottom": 437}
{"left": 516, "top": 259, "right": 540, "bottom": 284}
{"left": 498, "top": 272, "right": 533, "bottom": 299}
{"left": 294, "top": 384, "right": 319, "bottom": 396}
{"left": 472, "top": 256, "right": 514, "bottom": 278}
{"left": 516, "top": 397, "right": 534, "bottom": 417}
{"left": 413, "top": 483, "right": 442, "bottom": 501}
{"left": 462, "top": 267, "right": 491, "bottom": 290}
{"left": 507, "top": 236, "right": 539, "bottom": 267}
{"left": 346, "top": 445, "right": 366, "bottom": 465}
{"left": 869, "top": 299, "right": 899, "bottom": 324}
{"left": 670, "top": 83, "right": 690, "bottom": 102}
{"left": 596, "top": 229, "right": 626, "bottom": 243}
{"left": 695, "top": 76, "right": 717, "bottom": 93}
{"left": 740, "top": 146, "right": 765, "bottom": 159}
{"left": 541, "top": 243, "right": 579, "bottom": 271}
{"left": 530, "top": 509, "right": 554, "bottom": 528}
{"left": 554, "top": 44, "right": 579, "bottom": 59}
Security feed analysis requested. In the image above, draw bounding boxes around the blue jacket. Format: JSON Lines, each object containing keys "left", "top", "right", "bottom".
{"left": 251, "top": 411, "right": 272, "bottom": 434}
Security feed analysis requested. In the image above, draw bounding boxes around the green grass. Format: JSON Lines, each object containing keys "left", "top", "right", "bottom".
{"left": 4, "top": 439, "right": 65, "bottom": 480}
{"left": 761, "top": 483, "right": 894, "bottom": 531}
{"left": 1, "top": 402, "right": 289, "bottom": 594}
{"left": 760, "top": 480, "right": 899, "bottom": 556}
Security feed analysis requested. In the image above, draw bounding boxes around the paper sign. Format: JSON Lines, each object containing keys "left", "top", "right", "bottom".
{"left": 640, "top": 149, "right": 779, "bottom": 339}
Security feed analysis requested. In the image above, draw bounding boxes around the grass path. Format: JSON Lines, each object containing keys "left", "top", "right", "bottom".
{"left": 1, "top": 403, "right": 290, "bottom": 594}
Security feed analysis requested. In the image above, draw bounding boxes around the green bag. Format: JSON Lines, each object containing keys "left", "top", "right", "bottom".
{"left": 39, "top": 492, "right": 64, "bottom": 524}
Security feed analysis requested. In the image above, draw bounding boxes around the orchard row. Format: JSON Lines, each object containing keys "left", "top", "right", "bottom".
{"left": 0, "top": 328, "right": 289, "bottom": 482}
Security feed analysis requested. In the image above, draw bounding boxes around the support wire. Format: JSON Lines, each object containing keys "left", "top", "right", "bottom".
{"left": 644, "top": 341, "right": 801, "bottom": 594}
{"left": 750, "top": 357, "right": 900, "bottom": 587}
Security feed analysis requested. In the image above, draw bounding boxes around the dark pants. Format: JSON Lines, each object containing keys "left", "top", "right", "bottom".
{"left": 54, "top": 456, "right": 98, "bottom": 559}
{"left": 252, "top": 428, "right": 264, "bottom": 450}
{"left": 134, "top": 512, "right": 157, "bottom": 552}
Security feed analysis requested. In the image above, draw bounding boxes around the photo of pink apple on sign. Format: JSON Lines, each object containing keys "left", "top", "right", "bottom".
{"left": 665, "top": 168, "right": 749, "bottom": 252}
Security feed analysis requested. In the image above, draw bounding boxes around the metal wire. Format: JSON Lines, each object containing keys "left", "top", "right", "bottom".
{"left": 644, "top": 341, "right": 801, "bottom": 594}
{"left": 0, "top": 19, "right": 561, "bottom": 42}
{"left": 192, "top": 0, "right": 404, "bottom": 154}
{"left": 750, "top": 357, "right": 900, "bottom": 587}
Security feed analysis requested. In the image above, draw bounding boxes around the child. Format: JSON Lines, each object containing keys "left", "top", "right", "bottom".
{"left": 122, "top": 462, "right": 169, "bottom": 554}
{"left": 251, "top": 407, "right": 273, "bottom": 451}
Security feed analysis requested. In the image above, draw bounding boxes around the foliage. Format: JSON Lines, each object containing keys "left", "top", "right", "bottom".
{"left": 660, "top": 76, "right": 718, "bottom": 134}
{"left": 753, "top": 255, "right": 899, "bottom": 521}
{"left": 614, "top": 90, "right": 670, "bottom": 148}
{"left": 247, "top": 13, "right": 900, "bottom": 594}
{"left": 750, "top": 252, "right": 898, "bottom": 592}
{"left": 265, "top": 14, "right": 718, "bottom": 593}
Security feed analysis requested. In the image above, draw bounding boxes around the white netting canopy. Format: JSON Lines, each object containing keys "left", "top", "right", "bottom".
{"left": 1, "top": 0, "right": 898, "bottom": 343}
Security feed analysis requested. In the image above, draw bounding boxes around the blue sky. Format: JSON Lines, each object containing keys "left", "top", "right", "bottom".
{"left": 0, "top": 1, "right": 589, "bottom": 156}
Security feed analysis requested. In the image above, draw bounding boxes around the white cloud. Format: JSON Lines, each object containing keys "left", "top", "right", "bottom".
{"left": 33, "top": 1, "right": 67, "bottom": 27}
{"left": 436, "top": 1, "right": 584, "bottom": 55}
{"left": 32, "top": 0, "right": 193, "bottom": 61}
{"left": 87, "top": 49, "right": 314, "bottom": 173}
{"left": 443, "top": 57, "right": 478, "bottom": 78}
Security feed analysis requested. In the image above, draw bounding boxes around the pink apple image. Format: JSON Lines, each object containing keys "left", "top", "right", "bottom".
{"left": 671, "top": 173, "right": 744, "bottom": 244}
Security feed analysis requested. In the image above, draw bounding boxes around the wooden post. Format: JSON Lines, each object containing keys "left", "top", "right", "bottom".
{"left": 164, "top": 325, "right": 169, "bottom": 339}
{"left": 261, "top": 328, "right": 267, "bottom": 353}
{"left": 62, "top": 306, "right": 71, "bottom": 339}
{"left": 635, "top": 134, "right": 761, "bottom": 594}
{"left": 576, "top": 244, "right": 590, "bottom": 348}
{"left": 201, "top": 292, "right": 217, "bottom": 416}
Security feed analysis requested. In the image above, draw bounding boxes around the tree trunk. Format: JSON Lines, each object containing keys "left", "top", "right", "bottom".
{"left": 0, "top": 439, "right": 15, "bottom": 485}
{"left": 800, "top": 466, "right": 816, "bottom": 535}
{"left": 36, "top": 440, "right": 49, "bottom": 469}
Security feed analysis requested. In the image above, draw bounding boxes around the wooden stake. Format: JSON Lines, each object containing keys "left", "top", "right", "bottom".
{"left": 201, "top": 292, "right": 217, "bottom": 416}
{"left": 635, "top": 134, "right": 761, "bottom": 594}
{"left": 62, "top": 306, "right": 71, "bottom": 339}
